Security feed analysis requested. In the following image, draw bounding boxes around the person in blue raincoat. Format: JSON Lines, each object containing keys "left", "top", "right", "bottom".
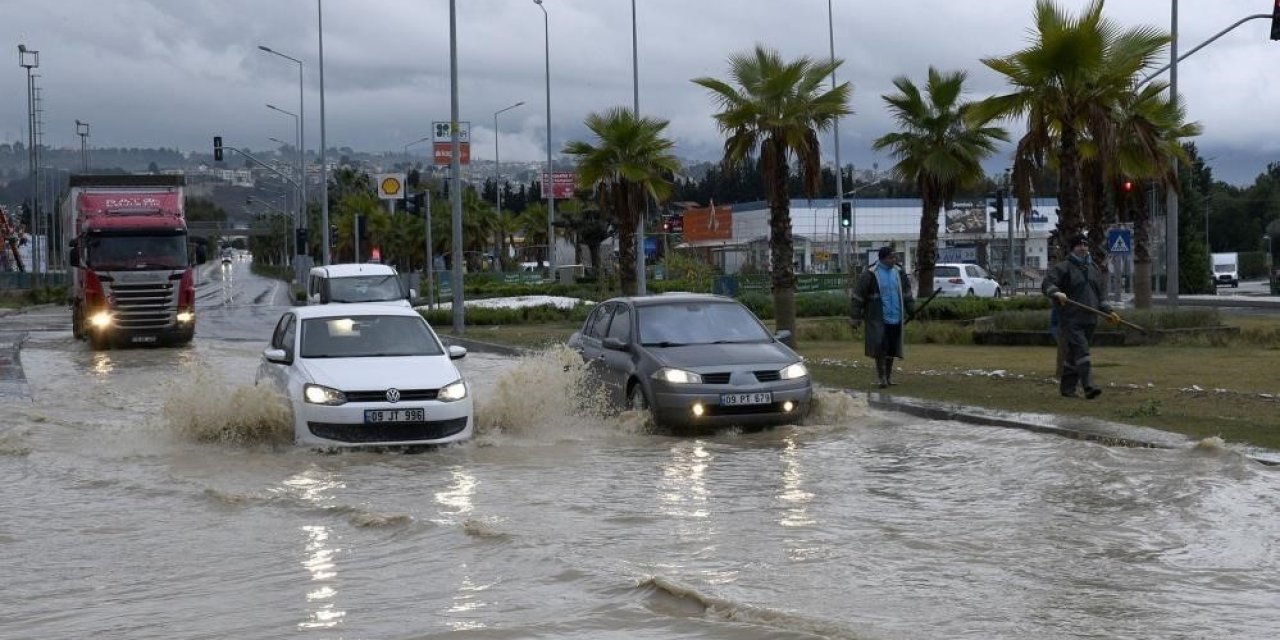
{"left": 851, "top": 246, "right": 915, "bottom": 389}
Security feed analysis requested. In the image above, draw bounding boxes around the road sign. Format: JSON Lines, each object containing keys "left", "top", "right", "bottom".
{"left": 1107, "top": 228, "right": 1133, "bottom": 255}
{"left": 433, "top": 142, "right": 471, "bottom": 165}
{"left": 375, "top": 173, "right": 406, "bottom": 200}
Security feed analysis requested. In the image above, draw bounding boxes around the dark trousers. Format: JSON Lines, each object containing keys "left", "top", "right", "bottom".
{"left": 878, "top": 323, "right": 902, "bottom": 358}
{"left": 1060, "top": 321, "right": 1097, "bottom": 394}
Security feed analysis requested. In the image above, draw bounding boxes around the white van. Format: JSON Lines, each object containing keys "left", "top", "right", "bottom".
{"left": 306, "top": 263, "right": 415, "bottom": 306}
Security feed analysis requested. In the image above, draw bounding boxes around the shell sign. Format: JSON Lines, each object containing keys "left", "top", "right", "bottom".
{"left": 376, "top": 173, "right": 406, "bottom": 200}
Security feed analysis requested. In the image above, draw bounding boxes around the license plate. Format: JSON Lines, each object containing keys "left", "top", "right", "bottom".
{"left": 720, "top": 392, "right": 772, "bottom": 406}
{"left": 130, "top": 335, "right": 158, "bottom": 344}
{"left": 365, "top": 408, "right": 425, "bottom": 423}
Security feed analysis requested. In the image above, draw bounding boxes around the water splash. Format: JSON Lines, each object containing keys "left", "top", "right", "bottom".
{"left": 804, "top": 388, "right": 872, "bottom": 427}
{"left": 474, "top": 345, "right": 622, "bottom": 441}
{"left": 163, "top": 368, "right": 294, "bottom": 446}
{"left": 0, "top": 430, "right": 31, "bottom": 457}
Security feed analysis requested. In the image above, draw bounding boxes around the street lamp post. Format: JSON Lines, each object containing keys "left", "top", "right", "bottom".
{"left": 403, "top": 135, "right": 431, "bottom": 162}
{"left": 844, "top": 177, "right": 885, "bottom": 270}
{"left": 18, "top": 44, "right": 39, "bottom": 276}
{"left": 631, "top": 0, "right": 646, "bottom": 295}
{"left": 493, "top": 101, "right": 524, "bottom": 273}
{"left": 266, "top": 103, "right": 301, "bottom": 266}
{"left": 317, "top": 0, "right": 330, "bottom": 265}
{"left": 258, "top": 45, "right": 307, "bottom": 264}
{"left": 75, "top": 120, "right": 90, "bottom": 172}
{"left": 533, "top": 0, "right": 555, "bottom": 274}
{"left": 826, "top": 0, "right": 846, "bottom": 275}
{"left": 449, "top": 0, "right": 465, "bottom": 333}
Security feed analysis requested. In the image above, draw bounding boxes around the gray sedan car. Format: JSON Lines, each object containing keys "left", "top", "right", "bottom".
{"left": 567, "top": 293, "right": 812, "bottom": 429}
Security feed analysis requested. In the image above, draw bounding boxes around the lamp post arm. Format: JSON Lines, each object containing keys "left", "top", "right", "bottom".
{"left": 1138, "top": 13, "right": 1270, "bottom": 87}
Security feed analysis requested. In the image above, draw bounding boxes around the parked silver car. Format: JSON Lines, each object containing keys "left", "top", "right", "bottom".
{"left": 567, "top": 293, "right": 812, "bottom": 429}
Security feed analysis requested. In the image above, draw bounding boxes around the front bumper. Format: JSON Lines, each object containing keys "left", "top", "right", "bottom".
{"left": 649, "top": 379, "right": 812, "bottom": 428}
{"left": 294, "top": 397, "right": 474, "bottom": 447}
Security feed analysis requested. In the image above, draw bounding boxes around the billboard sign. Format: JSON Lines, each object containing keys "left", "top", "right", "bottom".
{"left": 541, "top": 171, "right": 577, "bottom": 199}
{"left": 944, "top": 203, "right": 988, "bottom": 235}
{"left": 433, "top": 142, "right": 471, "bottom": 165}
{"left": 680, "top": 203, "right": 733, "bottom": 242}
{"left": 432, "top": 121, "right": 471, "bottom": 165}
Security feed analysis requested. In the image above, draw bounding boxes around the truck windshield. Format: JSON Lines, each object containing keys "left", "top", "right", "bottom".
{"left": 86, "top": 233, "right": 188, "bottom": 270}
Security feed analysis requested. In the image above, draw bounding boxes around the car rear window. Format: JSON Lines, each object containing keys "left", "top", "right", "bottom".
{"left": 935, "top": 266, "right": 960, "bottom": 277}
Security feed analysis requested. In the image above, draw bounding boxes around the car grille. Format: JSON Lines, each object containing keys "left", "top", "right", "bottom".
{"left": 705, "top": 402, "right": 786, "bottom": 416}
{"left": 701, "top": 372, "right": 731, "bottom": 384}
{"left": 307, "top": 417, "right": 468, "bottom": 443}
{"left": 753, "top": 370, "right": 780, "bottom": 382}
{"left": 344, "top": 388, "right": 439, "bottom": 403}
{"left": 108, "top": 281, "right": 176, "bottom": 330}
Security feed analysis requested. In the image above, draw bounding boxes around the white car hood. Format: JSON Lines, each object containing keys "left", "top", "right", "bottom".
{"left": 298, "top": 355, "right": 461, "bottom": 391}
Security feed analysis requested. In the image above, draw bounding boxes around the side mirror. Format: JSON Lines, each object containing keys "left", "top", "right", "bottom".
{"left": 263, "top": 347, "right": 289, "bottom": 364}
{"left": 602, "top": 337, "right": 628, "bottom": 351}
{"left": 773, "top": 329, "right": 793, "bottom": 343}
{"left": 448, "top": 345, "right": 467, "bottom": 360}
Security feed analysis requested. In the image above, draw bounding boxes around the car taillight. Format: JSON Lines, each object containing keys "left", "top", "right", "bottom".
{"left": 84, "top": 270, "right": 106, "bottom": 307}
{"left": 948, "top": 278, "right": 964, "bottom": 284}
{"left": 178, "top": 268, "right": 195, "bottom": 309}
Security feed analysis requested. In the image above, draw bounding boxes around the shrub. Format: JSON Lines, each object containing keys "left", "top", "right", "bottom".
{"left": 420, "top": 302, "right": 593, "bottom": 326}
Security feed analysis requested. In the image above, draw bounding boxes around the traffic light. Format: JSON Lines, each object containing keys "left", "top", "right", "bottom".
{"left": 839, "top": 201, "right": 852, "bottom": 228}
{"left": 1272, "top": 0, "right": 1280, "bottom": 40}
{"left": 662, "top": 217, "right": 672, "bottom": 233}
{"left": 991, "top": 189, "right": 1005, "bottom": 223}
{"left": 1122, "top": 180, "right": 1134, "bottom": 193}
{"left": 295, "top": 228, "right": 307, "bottom": 253}
{"left": 329, "top": 224, "right": 339, "bottom": 246}
{"left": 213, "top": 136, "right": 223, "bottom": 162}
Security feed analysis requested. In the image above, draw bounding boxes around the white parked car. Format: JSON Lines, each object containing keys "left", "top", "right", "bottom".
{"left": 255, "top": 304, "right": 472, "bottom": 448}
{"left": 932, "top": 263, "right": 1002, "bottom": 298}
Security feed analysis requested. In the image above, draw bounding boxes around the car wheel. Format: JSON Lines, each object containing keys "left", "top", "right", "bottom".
{"left": 625, "top": 381, "right": 658, "bottom": 426}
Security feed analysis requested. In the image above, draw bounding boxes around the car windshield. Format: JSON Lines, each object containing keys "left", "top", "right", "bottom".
{"left": 1213, "top": 264, "right": 1235, "bottom": 273}
{"left": 85, "top": 232, "right": 187, "bottom": 270}
{"left": 934, "top": 266, "right": 961, "bottom": 278}
{"left": 637, "top": 301, "right": 772, "bottom": 346}
{"left": 299, "top": 315, "right": 444, "bottom": 358}
{"left": 327, "top": 275, "right": 404, "bottom": 303}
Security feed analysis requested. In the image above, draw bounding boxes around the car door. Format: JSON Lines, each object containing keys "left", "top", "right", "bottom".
{"left": 598, "top": 303, "right": 634, "bottom": 406}
{"left": 969, "top": 265, "right": 997, "bottom": 297}
{"left": 576, "top": 303, "right": 613, "bottom": 397}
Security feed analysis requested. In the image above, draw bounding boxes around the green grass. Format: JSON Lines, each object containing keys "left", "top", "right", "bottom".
{"left": 451, "top": 313, "right": 1280, "bottom": 451}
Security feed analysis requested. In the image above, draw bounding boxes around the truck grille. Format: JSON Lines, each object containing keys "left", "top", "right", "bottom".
{"left": 108, "top": 281, "right": 176, "bottom": 330}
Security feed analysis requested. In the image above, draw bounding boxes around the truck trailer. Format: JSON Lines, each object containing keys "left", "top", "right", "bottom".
{"left": 63, "top": 175, "right": 200, "bottom": 348}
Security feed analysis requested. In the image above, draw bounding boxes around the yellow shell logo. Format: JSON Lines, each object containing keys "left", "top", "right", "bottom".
{"left": 381, "top": 176, "right": 402, "bottom": 196}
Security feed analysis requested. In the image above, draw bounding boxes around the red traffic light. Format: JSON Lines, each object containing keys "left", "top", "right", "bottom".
{"left": 1122, "top": 180, "right": 1133, "bottom": 193}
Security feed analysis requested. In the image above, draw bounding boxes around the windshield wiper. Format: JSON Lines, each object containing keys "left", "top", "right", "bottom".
{"left": 641, "top": 341, "right": 687, "bottom": 347}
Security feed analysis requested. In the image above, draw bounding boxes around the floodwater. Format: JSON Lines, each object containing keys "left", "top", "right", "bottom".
{"left": 2, "top": 261, "right": 1277, "bottom": 639}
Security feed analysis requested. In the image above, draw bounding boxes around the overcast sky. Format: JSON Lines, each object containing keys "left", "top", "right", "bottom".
{"left": 3, "top": 0, "right": 1278, "bottom": 184}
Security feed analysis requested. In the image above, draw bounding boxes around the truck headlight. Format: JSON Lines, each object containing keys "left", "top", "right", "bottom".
{"left": 89, "top": 311, "right": 113, "bottom": 328}
{"left": 303, "top": 384, "right": 347, "bottom": 406}
{"left": 779, "top": 362, "right": 808, "bottom": 380}
{"left": 653, "top": 368, "right": 703, "bottom": 384}
{"left": 438, "top": 379, "right": 468, "bottom": 402}
{"left": 176, "top": 311, "right": 195, "bottom": 323}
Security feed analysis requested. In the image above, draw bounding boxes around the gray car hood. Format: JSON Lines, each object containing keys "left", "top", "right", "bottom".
{"left": 647, "top": 341, "right": 797, "bottom": 370}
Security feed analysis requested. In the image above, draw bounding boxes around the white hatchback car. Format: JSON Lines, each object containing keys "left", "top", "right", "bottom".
{"left": 933, "top": 263, "right": 1003, "bottom": 298}
{"left": 256, "top": 304, "right": 472, "bottom": 448}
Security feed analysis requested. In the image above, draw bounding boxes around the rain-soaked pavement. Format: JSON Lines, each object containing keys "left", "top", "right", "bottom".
{"left": 2, "top": 260, "right": 1278, "bottom": 639}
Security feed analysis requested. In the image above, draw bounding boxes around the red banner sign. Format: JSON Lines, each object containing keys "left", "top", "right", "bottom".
{"left": 434, "top": 142, "right": 471, "bottom": 165}
{"left": 77, "top": 192, "right": 182, "bottom": 215}
{"left": 541, "top": 171, "right": 577, "bottom": 199}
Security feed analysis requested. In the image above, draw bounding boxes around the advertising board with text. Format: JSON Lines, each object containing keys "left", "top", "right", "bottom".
{"left": 432, "top": 121, "right": 471, "bottom": 165}
{"left": 540, "top": 171, "right": 577, "bottom": 199}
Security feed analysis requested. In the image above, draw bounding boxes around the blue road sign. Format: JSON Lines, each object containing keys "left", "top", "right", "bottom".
{"left": 1107, "top": 228, "right": 1133, "bottom": 255}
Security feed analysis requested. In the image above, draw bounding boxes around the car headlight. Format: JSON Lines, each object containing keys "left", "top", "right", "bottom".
{"left": 780, "top": 362, "right": 808, "bottom": 380}
{"left": 652, "top": 367, "right": 703, "bottom": 384}
{"left": 303, "top": 383, "right": 347, "bottom": 406}
{"left": 438, "top": 379, "right": 468, "bottom": 402}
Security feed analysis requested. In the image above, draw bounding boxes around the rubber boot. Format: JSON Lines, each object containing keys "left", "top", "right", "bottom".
{"left": 876, "top": 357, "right": 889, "bottom": 389}
{"left": 884, "top": 358, "right": 896, "bottom": 386}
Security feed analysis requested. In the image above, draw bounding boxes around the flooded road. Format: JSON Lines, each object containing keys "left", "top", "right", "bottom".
{"left": 2, "top": 261, "right": 1278, "bottom": 639}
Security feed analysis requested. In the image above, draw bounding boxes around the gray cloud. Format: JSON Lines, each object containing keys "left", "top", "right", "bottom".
{"left": 2, "top": 0, "right": 1277, "bottom": 183}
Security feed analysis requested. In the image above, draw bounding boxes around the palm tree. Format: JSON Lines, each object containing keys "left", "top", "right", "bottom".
{"left": 563, "top": 107, "right": 680, "bottom": 296}
{"left": 971, "top": 0, "right": 1169, "bottom": 258}
{"left": 873, "top": 67, "right": 1007, "bottom": 298}
{"left": 693, "top": 44, "right": 850, "bottom": 340}
{"left": 1107, "top": 82, "right": 1199, "bottom": 308}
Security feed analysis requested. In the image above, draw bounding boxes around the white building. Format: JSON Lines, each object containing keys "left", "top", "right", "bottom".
{"left": 680, "top": 197, "right": 1063, "bottom": 285}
